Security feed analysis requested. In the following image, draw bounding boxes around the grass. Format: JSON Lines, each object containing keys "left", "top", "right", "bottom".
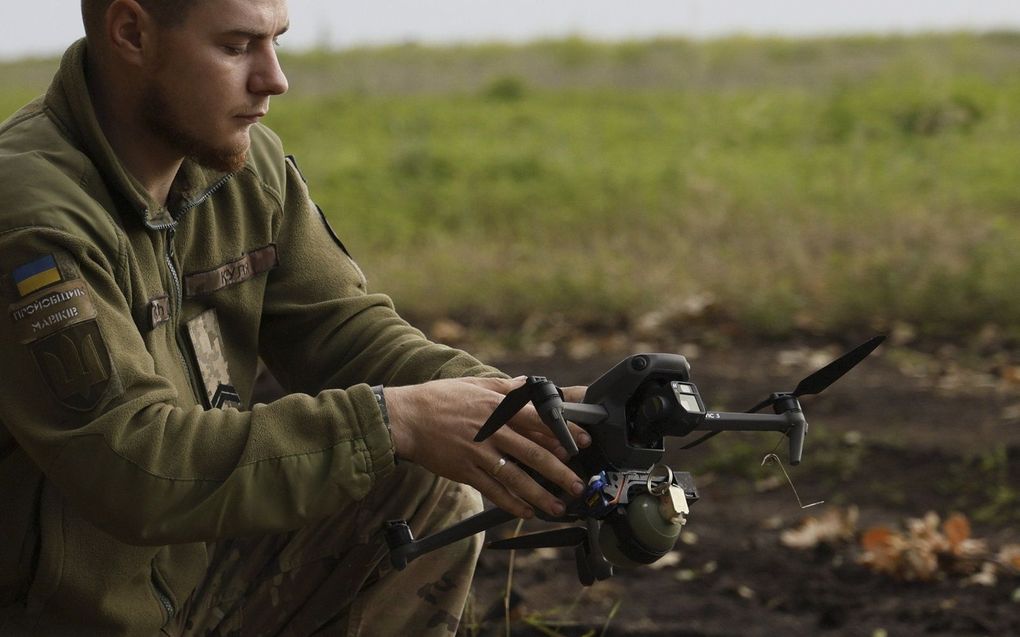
{"left": 4, "top": 34, "right": 1020, "bottom": 340}
{"left": 944, "top": 445, "right": 1020, "bottom": 525}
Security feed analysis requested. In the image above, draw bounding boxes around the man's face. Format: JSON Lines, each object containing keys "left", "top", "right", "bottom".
{"left": 140, "top": 0, "right": 289, "bottom": 172}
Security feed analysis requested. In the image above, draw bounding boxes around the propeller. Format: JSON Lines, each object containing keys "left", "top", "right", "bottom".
{"left": 474, "top": 376, "right": 580, "bottom": 456}
{"left": 681, "top": 335, "right": 885, "bottom": 451}
{"left": 747, "top": 335, "right": 886, "bottom": 413}
{"left": 486, "top": 526, "right": 589, "bottom": 550}
{"left": 489, "top": 521, "right": 613, "bottom": 585}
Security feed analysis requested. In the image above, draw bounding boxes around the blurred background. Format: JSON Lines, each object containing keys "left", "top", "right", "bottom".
{"left": 3, "top": 2, "right": 1020, "bottom": 635}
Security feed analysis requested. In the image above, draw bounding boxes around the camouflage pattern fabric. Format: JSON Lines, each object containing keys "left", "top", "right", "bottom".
{"left": 185, "top": 309, "right": 242, "bottom": 410}
{"left": 166, "top": 464, "right": 483, "bottom": 636}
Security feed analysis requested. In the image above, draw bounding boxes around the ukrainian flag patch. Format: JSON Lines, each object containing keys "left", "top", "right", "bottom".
{"left": 13, "top": 254, "right": 63, "bottom": 297}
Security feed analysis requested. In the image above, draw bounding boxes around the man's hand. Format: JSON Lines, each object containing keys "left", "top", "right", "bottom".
{"left": 384, "top": 377, "right": 591, "bottom": 520}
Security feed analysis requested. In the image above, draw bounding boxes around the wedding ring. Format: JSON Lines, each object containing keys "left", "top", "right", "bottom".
{"left": 491, "top": 457, "right": 507, "bottom": 477}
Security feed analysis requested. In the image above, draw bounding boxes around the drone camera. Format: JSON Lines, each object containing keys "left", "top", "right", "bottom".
{"left": 628, "top": 377, "right": 707, "bottom": 447}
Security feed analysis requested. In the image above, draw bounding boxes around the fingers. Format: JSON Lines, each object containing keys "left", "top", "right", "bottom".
{"left": 561, "top": 385, "right": 586, "bottom": 403}
{"left": 567, "top": 422, "right": 592, "bottom": 449}
{"left": 454, "top": 375, "right": 527, "bottom": 395}
{"left": 494, "top": 433, "right": 586, "bottom": 515}
{"left": 521, "top": 429, "right": 570, "bottom": 461}
{"left": 509, "top": 401, "right": 592, "bottom": 455}
{"left": 472, "top": 469, "right": 534, "bottom": 520}
{"left": 479, "top": 457, "right": 565, "bottom": 518}
{"left": 466, "top": 379, "right": 593, "bottom": 450}
{"left": 521, "top": 427, "right": 592, "bottom": 461}
{"left": 390, "top": 377, "right": 592, "bottom": 520}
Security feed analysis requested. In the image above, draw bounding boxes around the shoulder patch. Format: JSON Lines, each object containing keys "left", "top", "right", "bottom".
{"left": 10, "top": 279, "right": 98, "bottom": 344}
{"left": 12, "top": 254, "right": 63, "bottom": 297}
{"left": 30, "top": 320, "right": 111, "bottom": 412}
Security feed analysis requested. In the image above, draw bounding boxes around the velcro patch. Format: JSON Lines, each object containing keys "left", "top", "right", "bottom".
{"left": 13, "top": 254, "right": 63, "bottom": 297}
{"left": 184, "top": 244, "right": 278, "bottom": 297}
{"left": 211, "top": 383, "right": 242, "bottom": 409}
{"left": 185, "top": 308, "right": 242, "bottom": 410}
{"left": 31, "top": 320, "right": 111, "bottom": 411}
{"left": 147, "top": 295, "right": 171, "bottom": 331}
{"left": 9, "top": 279, "right": 97, "bottom": 344}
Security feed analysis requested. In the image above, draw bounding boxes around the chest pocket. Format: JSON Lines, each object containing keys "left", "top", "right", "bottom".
{"left": 183, "top": 244, "right": 279, "bottom": 298}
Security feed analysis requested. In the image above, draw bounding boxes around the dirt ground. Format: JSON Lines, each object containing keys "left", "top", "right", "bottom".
{"left": 457, "top": 337, "right": 1020, "bottom": 636}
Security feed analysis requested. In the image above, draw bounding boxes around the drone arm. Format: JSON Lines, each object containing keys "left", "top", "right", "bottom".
{"left": 387, "top": 506, "right": 517, "bottom": 570}
{"left": 691, "top": 409, "right": 807, "bottom": 465}
{"left": 537, "top": 402, "right": 609, "bottom": 458}
{"left": 692, "top": 411, "right": 791, "bottom": 432}
{"left": 561, "top": 403, "right": 610, "bottom": 427}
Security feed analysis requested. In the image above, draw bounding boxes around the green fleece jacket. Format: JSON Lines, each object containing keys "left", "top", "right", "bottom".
{"left": 0, "top": 40, "right": 500, "bottom": 636}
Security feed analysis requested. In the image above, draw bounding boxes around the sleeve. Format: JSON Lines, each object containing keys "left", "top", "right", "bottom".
{"left": 257, "top": 157, "right": 506, "bottom": 393}
{"left": 0, "top": 226, "right": 395, "bottom": 546}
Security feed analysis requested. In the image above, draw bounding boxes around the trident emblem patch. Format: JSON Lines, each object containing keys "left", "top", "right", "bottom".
{"left": 31, "top": 320, "right": 111, "bottom": 411}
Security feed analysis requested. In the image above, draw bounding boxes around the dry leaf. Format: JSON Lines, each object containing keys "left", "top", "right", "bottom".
{"left": 860, "top": 527, "right": 896, "bottom": 552}
{"left": 858, "top": 511, "right": 996, "bottom": 582}
{"left": 942, "top": 513, "right": 970, "bottom": 549}
{"left": 859, "top": 527, "right": 902, "bottom": 577}
{"left": 780, "top": 506, "right": 858, "bottom": 549}
{"left": 998, "top": 545, "right": 1020, "bottom": 572}
{"left": 964, "top": 563, "right": 998, "bottom": 587}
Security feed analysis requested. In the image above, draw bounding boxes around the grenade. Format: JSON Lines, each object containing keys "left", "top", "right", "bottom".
{"left": 598, "top": 493, "right": 684, "bottom": 567}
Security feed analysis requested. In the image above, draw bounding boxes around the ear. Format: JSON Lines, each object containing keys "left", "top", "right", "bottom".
{"left": 104, "top": 0, "right": 155, "bottom": 67}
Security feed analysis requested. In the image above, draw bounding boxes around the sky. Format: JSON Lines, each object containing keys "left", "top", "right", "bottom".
{"left": 4, "top": 0, "right": 1020, "bottom": 61}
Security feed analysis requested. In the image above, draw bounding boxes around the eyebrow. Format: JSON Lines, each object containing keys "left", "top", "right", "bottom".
{"left": 222, "top": 22, "right": 290, "bottom": 40}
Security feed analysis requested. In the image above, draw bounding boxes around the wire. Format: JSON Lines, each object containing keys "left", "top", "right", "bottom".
{"left": 760, "top": 453, "right": 824, "bottom": 509}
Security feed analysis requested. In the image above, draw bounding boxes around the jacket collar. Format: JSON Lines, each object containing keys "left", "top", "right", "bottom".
{"left": 44, "top": 39, "right": 232, "bottom": 230}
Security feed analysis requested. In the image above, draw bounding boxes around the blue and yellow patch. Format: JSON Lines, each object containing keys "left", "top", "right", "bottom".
{"left": 13, "top": 255, "right": 62, "bottom": 297}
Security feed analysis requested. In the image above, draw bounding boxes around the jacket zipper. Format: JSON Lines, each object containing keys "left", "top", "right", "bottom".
{"left": 150, "top": 571, "right": 176, "bottom": 626}
{"left": 148, "top": 173, "right": 234, "bottom": 406}
{"left": 164, "top": 227, "right": 203, "bottom": 402}
{"left": 177, "top": 173, "right": 233, "bottom": 215}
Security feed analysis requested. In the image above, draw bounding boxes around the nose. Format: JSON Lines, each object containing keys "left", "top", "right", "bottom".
{"left": 250, "top": 46, "right": 289, "bottom": 97}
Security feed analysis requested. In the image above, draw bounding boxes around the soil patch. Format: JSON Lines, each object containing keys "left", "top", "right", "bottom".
{"left": 459, "top": 341, "right": 1020, "bottom": 636}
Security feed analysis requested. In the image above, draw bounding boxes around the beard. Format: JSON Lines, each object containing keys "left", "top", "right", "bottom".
{"left": 140, "top": 81, "right": 249, "bottom": 174}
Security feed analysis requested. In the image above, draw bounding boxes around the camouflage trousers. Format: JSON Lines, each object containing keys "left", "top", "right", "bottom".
{"left": 166, "top": 464, "right": 483, "bottom": 637}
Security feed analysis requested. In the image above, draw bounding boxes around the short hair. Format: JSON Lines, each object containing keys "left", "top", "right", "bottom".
{"left": 81, "top": 0, "right": 197, "bottom": 40}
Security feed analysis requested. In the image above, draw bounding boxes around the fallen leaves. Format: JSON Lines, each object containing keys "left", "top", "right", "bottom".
{"left": 780, "top": 507, "right": 1020, "bottom": 585}
{"left": 858, "top": 512, "right": 986, "bottom": 582}
{"left": 780, "top": 506, "right": 858, "bottom": 550}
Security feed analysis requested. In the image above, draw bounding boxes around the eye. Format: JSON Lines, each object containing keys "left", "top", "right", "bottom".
{"left": 223, "top": 44, "right": 247, "bottom": 56}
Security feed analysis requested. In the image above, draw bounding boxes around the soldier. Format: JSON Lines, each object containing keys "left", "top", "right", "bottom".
{"left": 0, "top": 0, "right": 590, "bottom": 634}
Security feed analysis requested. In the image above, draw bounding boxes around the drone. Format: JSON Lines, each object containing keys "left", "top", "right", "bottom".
{"left": 386, "top": 335, "right": 885, "bottom": 585}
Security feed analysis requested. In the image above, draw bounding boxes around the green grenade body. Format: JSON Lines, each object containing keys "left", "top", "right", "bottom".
{"left": 598, "top": 493, "right": 684, "bottom": 567}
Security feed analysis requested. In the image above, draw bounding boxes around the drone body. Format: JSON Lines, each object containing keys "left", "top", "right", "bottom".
{"left": 386, "top": 336, "right": 885, "bottom": 585}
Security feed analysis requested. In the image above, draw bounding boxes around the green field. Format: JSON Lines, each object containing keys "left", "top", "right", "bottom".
{"left": 5, "top": 34, "right": 1020, "bottom": 341}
